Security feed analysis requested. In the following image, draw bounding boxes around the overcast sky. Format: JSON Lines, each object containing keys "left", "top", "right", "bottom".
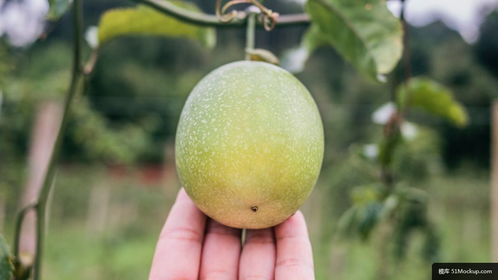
{"left": 388, "top": 0, "right": 498, "bottom": 42}
{"left": 1, "top": 0, "right": 498, "bottom": 46}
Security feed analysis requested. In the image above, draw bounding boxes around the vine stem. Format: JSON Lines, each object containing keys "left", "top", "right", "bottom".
{"left": 13, "top": 203, "right": 37, "bottom": 259}
{"left": 130, "top": 0, "right": 310, "bottom": 27}
{"left": 380, "top": 0, "right": 410, "bottom": 189}
{"left": 399, "top": 0, "right": 412, "bottom": 84}
{"left": 31, "top": 0, "right": 84, "bottom": 278}
{"left": 376, "top": 2, "right": 411, "bottom": 278}
{"left": 245, "top": 11, "right": 256, "bottom": 60}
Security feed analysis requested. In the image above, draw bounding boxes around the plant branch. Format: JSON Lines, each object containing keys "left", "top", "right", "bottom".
{"left": 31, "top": 0, "right": 84, "bottom": 278}
{"left": 13, "top": 203, "right": 37, "bottom": 259}
{"left": 130, "top": 0, "right": 310, "bottom": 27}
{"left": 380, "top": 0, "right": 410, "bottom": 190}
{"left": 399, "top": 0, "right": 411, "bottom": 84}
{"left": 83, "top": 49, "right": 98, "bottom": 75}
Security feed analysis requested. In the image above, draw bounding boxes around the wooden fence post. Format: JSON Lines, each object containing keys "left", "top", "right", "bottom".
{"left": 491, "top": 100, "right": 498, "bottom": 261}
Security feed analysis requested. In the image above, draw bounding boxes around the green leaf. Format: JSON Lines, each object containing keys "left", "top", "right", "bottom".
{"left": 397, "top": 77, "right": 469, "bottom": 127}
{"left": 47, "top": 0, "right": 71, "bottom": 20}
{"left": 351, "top": 184, "right": 382, "bottom": 205}
{"left": 380, "top": 194, "right": 399, "bottom": 219}
{"left": 98, "top": 3, "right": 216, "bottom": 48}
{"left": 357, "top": 202, "right": 383, "bottom": 240}
{"left": 421, "top": 226, "right": 440, "bottom": 262}
{"left": 337, "top": 184, "right": 385, "bottom": 240}
{"left": 305, "top": 0, "right": 403, "bottom": 80}
{"left": 0, "top": 235, "right": 14, "bottom": 280}
{"left": 392, "top": 193, "right": 430, "bottom": 260}
{"left": 337, "top": 207, "right": 359, "bottom": 237}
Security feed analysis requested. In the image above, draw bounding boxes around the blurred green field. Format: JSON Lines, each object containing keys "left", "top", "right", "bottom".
{"left": 3, "top": 165, "right": 490, "bottom": 280}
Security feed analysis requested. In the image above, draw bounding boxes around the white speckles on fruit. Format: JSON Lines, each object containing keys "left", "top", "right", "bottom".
{"left": 175, "top": 61, "right": 324, "bottom": 229}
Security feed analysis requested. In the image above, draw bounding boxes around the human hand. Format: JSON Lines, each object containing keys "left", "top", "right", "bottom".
{"left": 149, "top": 188, "right": 315, "bottom": 280}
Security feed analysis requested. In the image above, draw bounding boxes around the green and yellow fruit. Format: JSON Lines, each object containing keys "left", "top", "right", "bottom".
{"left": 175, "top": 61, "right": 324, "bottom": 229}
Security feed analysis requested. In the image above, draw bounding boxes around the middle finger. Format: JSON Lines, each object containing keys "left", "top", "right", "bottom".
{"left": 239, "top": 228, "right": 276, "bottom": 280}
{"left": 199, "top": 219, "right": 242, "bottom": 280}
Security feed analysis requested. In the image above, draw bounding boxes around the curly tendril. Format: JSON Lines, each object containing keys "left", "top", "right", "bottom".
{"left": 215, "top": 0, "right": 280, "bottom": 31}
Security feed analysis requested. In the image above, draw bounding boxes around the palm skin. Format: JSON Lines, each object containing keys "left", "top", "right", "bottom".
{"left": 149, "top": 189, "right": 315, "bottom": 280}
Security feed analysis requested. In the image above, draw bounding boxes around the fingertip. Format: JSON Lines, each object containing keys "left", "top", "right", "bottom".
{"left": 275, "top": 211, "right": 308, "bottom": 238}
{"left": 174, "top": 188, "right": 199, "bottom": 209}
{"left": 176, "top": 187, "right": 190, "bottom": 201}
{"left": 200, "top": 219, "right": 241, "bottom": 280}
{"left": 286, "top": 211, "right": 305, "bottom": 225}
{"left": 274, "top": 210, "right": 315, "bottom": 280}
{"left": 239, "top": 228, "right": 276, "bottom": 280}
{"left": 166, "top": 188, "right": 204, "bottom": 232}
{"left": 149, "top": 187, "right": 206, "bottom": 280}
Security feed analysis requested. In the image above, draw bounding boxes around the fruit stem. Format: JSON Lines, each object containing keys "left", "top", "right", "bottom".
{"left": 245, "top": 10, "right": 257, "bottom": 60}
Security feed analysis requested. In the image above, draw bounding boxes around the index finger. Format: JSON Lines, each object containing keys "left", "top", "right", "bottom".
{"left": 274, "top": 211, "right": 315, "bottom": 280}
{"left": 149, "top": 188, "right": 207, "bottom": 280}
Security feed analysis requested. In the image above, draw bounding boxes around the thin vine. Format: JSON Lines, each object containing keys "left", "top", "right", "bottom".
{"left": 11, "top": 0, "right": 85, "bottom": 278}
{"left": 216, "top": 0, "right": 279, "bottom": 30}
{"left": 130, "top": 0, "right": 309, "bottom": 28}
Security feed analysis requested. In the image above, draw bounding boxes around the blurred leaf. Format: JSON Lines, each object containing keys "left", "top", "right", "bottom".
{"left": 338, "top": 185, "right": 385, "bottom": 240}
{"left": 422, "top": 226, "right": 440, "bottom": 262}
{"left": 380, "top": 194, "right": 399, "bottom": 219}
{"left": 47, "top": 0, "right": 71, "bottom": 20}
{"left": 337, "top": 207, "right": 359, "bottom": 236}
{"left": 357, "top": 202, "right": 383, "bottom": 240}
{"left": 396, "top": 186, "right": 428, "bottom": 204}
{"left": 392, "top": 189, "right": 431, "bottom": 260}
{"left": 305, "top": 0, "right": 403, "bottom": 80}
{"left": 0, "top": 235, "right": 14, "bottom": 280}
{"left": 391, "top": 126, "right": 442, "bottom": 183}
{"left": 397, "top": 77, "right": 469, "bottom": 127}
{"left": 0, "top": 46, "right": 10, "bottom": 88}
{"left": 351, "top": 184, "right": 382, "bottom": 205}
{"left": 98, "top": 3, "right": 216, "bottom": 48}
{"left": 247, "top": 49, "right": 280, "bottom": 65}
{"left": 378, "top": 125, "right": 402, "bottom": 167}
